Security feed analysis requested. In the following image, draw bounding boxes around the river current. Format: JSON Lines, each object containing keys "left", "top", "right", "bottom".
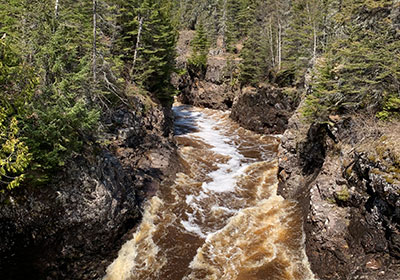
{"left": 104, "top": 104, "right": 314, "bottom": 280}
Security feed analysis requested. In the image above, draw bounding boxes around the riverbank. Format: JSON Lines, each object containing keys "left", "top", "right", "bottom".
{"left": 0, "top": 96, "right": 180, "bottom": 280}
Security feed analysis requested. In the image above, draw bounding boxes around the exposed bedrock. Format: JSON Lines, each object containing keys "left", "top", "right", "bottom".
{"left": 173, "top": 31, "right": 238, "bottom": 110}
{"left": 230, "top": 85, "right": 299, "bottom": 135}
{"left": 278, "top": 109, "right": 400, "bottom": 279}
{"left": 0, "top": 97, "right": 180, "bottom": 280}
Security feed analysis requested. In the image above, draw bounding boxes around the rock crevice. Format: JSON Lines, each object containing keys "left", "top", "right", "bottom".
{"left": 0, "top": 97, "right": 180, "bottom": 280}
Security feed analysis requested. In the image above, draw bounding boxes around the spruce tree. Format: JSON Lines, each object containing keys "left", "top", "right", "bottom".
{"left": 0, "top": 36, "right": 33, "bottom": 191}
{"left": 239, "top": 24, "right": 263, "bottom": 86}
{"left": 134, "top": 0, "right": 177, "bottom": 102}
{"left": 115, "top": 0, "right": 177, "bottom": 102}
{"left": 188, "top": 22, "right": 209, "bottom": 76}
{"left": 303, "top": 0, "right": 400, "bottom": 121}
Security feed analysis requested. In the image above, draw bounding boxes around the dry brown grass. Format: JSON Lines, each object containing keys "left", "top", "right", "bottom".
{"left": 331, "top": 114, "right": 400, "bottom": 184}
{"left": 352, "top": 116, "right": 400, "bottom": 163}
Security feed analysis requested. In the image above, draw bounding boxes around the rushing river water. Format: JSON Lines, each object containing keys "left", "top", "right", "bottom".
{"left": 104, "top": 104, "right": 314, "bottom": 280}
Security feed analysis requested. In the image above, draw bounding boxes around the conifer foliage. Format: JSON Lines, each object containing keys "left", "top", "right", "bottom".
{"left": 0, "top": 38, "right": 33, "bottom": 191}
{"left": 116, "top": 0, "right": 177, "bottom": 102}
{"left": 188, "top": 22, "right": 210, "bottom": 76}
{"left": 304, "top": 0, "right": 400, "bottom": 121}
{"left": 179, "top": 0, "right": 400, "bottom": 123}
{"left": 0, "top": 0, "right": 178, "bottom": 191}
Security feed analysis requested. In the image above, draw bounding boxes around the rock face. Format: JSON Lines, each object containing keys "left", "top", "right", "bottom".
{"left": 0, "top": 96, "right": 180, "bottom": 280}
{"left": 230, "top": 85, "right": 299, "bottom": 135}
{"left": 175, "top": 55, "right": 238, "bottom": 110}
{"left": 177, "top": 78, "right": 236, "bottom": 110}
{"left": 278, "top": 109, "right": 400, "bottom": 279}
{"left": 173, "top": 31, "right": 238, "bottom": 110}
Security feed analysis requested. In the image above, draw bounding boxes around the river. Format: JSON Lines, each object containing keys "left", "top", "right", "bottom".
{"left": 104, "top": 104, "right": 314, "bottom": 280}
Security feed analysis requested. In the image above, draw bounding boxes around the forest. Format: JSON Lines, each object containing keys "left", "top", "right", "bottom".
{"left": 1, "top": 0, "right": 399, "bottom": 193}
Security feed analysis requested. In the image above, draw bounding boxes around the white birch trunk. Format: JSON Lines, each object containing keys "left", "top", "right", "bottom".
{"left": 131, "top": 16, "right": 143, "bottom": 77}
{"left": 278, "top": 20, "right": 282, "bottom": 70}
{"left": 93, "top": 0, "right": 97, "bottom": 82}
{"left": 269, "top": 19, "right": 275, "bottom": 68}
{"left": 221, "top": 0, "right": 228, "bottom": 48}
{"left": 55, "top": 0, "right": 59, "bottom": 18}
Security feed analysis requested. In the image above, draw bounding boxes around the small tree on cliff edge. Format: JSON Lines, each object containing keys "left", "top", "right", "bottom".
{"left": 188, "top": 22, "right": 209, "bottom": 77}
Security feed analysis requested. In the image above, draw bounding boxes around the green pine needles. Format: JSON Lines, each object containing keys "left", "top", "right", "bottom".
{"left": 0, "top": 0, "right": 178, "bottom": 192}
{"left": 188, "top": 23, "right": 210, "bottom": 76}
{"left": 303, "top": 0, "right": 400, "bottom": 122}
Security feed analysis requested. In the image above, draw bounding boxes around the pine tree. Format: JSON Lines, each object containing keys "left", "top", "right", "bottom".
{"left": 115, "top": 0, "right": 177, "bottom": 102}
{"left": 0, "top": 36, "right": 33, "bottom": 191}
{"left": 283, "top": 0, "right": 330, "bottom": 82}
{"left": 23, "top": 0, "right": 100, "bottom": 171}
{"left": 1, "top": 0, "right": 100, "bottom": 175}
{"left": 239, "top": 24, "right": 263, "bottom": 86}
{"left": 134, "top": 0, "right": 177, "bottom": 102}
{"left": 188, "top": 22, "right": 209, "bottom": 76}
{"left": 303, "top": 0, "right": 400, "bottom": 121}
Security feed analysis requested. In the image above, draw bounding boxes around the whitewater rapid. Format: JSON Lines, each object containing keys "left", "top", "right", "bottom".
{"left": 104, "top": 104, "right": 314, "bottom": 280}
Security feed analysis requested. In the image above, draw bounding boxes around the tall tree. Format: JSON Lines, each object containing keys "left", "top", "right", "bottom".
{"left": 188, "top": 22, "right": 210, "bottom": 76}
{"left": 0, "top": 35, "right": 34, "bottom": 191}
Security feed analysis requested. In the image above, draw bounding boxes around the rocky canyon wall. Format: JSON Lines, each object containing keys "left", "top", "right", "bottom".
{"left": 0, "top": 96, "right": 180, "bottom": 280}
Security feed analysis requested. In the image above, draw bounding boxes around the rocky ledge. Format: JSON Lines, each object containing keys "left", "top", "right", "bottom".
{"left": 0, "top": 95, "right": 180, "bottom": 280}
{"left": 230, "top": 85, "right": 299, "bottom": 135}
{"left": 278, "top": 108, "right": 400, "bottom": 279}
{"left": 173, "top": 31, "right": 238, "bottom": 111}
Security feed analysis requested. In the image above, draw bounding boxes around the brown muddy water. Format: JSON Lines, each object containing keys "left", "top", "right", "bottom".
{"left": 104, "top": 104, "right": 314, "bottom": 280}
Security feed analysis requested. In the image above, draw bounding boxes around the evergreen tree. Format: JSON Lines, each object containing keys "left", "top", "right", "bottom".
{"left": 283, "top": 0, "right": 337, "bottom": 82}
{"left": 135, "top": 0, "right": 177, "bottom": 102}
{"left": 0, "top": 0, "right": 99, "bottom": 177}
{"left": 116, "top": 0, "right": 177, "bottom": 102}
{"left": 239, "top": 26, "right": 259, "bottom": 85}
{"left": 303, "top": 0, "right": 400, "bottom": 121}
{"left": 0, "top": 35, "right": 33, "bottom": 191}
{"left": 225, "top": 0, "right": 255, "bottom": 50}
{"left": 24, "top": 0, "right": 100, "bottom": 172}
{"left": 188, "top": 22, "right": 210, "bottom": 76}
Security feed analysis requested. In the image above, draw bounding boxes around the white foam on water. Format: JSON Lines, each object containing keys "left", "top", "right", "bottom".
{"left": 181, "top": 215, "right": 208, "bottom": 239}
{"left": 175, "top": 105, "right": 256, "bottom": 237}
{"left": 175, "top": 105, "right": 248, "bottom": 193}
{"left": 105, "top": 104, "right": 315, "bottom": 280}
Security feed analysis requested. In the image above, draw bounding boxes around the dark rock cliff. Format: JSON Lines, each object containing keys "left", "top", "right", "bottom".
{"left": 174, "top": 24, "right": 400, "bottom": 278}
{"left": 0, "top": 96, "right": 180, "bottom": 280}
{"left": 173, "top": 31, "right": 237, "bottom": 110}
{"left": 230, "top": 85, "right": 299, "bottom": 135}
{"left": 278, "top": 108, "right": 400, "bottom": 279}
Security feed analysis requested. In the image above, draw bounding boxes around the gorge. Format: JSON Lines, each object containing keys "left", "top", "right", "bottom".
{"left": 104, "top": 104, "right": 314, "bottom": 280}
{"left": 0, "top": 0, "right": 399, "bottom": 279}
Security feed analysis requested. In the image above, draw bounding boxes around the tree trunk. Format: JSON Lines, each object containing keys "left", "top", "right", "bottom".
{"left": 131, "top": 16, "right": 143, "bottom": 79}
{"left": 93, "top": 0, "right": 97, "bottom": 82}
{"left": 55, "top": 0, "right": 59, "bottom": 18}
{"left": 269, "top": 19, "right": 275, "bottom": 68}
{"left": 313, "top": 21, "right": 317, "bottom": 59}
{"left": 278, "top": 20, "right": 282, "bottom": 70}
{"left": 221, "top": 0, "right": 228, "bottom": 49}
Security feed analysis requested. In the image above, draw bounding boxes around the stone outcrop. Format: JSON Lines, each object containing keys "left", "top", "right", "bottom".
{"left": 0, "top": 95, "right": 180, "bottom": 280}
{"left": 177, "top": 78, "right": 236, "bottom": 110}
{"left": 173, "top": 31, "right": 238, "bottom": 110}
{"left": 278, "top": 109, "right": 400, "bottom": 279}
{"left": 230, "top": 85, "right": 299, "bottom": 135}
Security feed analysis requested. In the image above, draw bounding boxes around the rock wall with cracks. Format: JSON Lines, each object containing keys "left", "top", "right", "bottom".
{"left": 173, "top": 31, "right": 238, "bottom": 110}
{"left": 0, "top": 96, "right": 180, "bottom": 280}
{"left": 277, "top": 105, "right": 400, "bottom": 279}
